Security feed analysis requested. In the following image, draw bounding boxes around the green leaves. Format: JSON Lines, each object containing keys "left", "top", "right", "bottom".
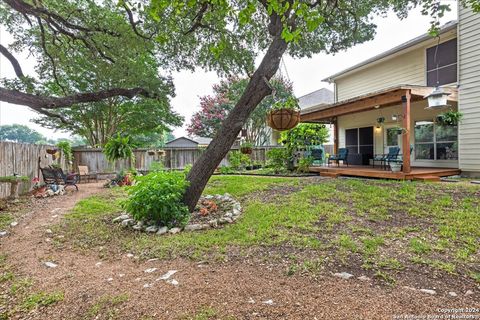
{"left": 123, "top": 171, "right": 190, "bottom": 227}
{"left": 103, "top": 135, "right": 135, "bottom": 164}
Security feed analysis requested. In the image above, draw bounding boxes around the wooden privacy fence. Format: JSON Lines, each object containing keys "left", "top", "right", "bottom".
{"left": 0, "top": 141, "right": 66, "bottom": 199}
{"left": 72, "top": 144, "right": 333, "bottom": 174}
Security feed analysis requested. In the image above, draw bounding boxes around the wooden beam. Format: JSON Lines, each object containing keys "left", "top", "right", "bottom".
{"left": 402, "top": 91, "right": 411, "bottom": 173}
{"left": 333, "top": 118, "right": 339, "bottom": 154}
{"left": 301, "top": 90, "right": 405, "bottom": 122}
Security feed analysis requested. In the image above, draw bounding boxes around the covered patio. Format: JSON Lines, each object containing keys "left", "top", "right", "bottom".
{"left": 301, "top": 85, "right": 460, "bottom": 179}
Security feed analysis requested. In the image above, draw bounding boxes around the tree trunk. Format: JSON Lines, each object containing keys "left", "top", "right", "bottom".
{"left": 183, "top": 35, "right": 288, "bottom": 211}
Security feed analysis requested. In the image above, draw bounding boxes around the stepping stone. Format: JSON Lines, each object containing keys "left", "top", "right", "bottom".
{"left": 334, "top": 272, "right": 354, "bottom": 280}
{"left": 44, "top": 261, "right": 58, "bottom": 268}
{"left": 419, "top": 289, "right": 436, "bottom": 295}
{"left": 157, "top": 270, "right": 177, "bottom": 281}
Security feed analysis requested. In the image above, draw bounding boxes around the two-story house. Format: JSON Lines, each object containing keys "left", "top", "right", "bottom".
{"left": 301, "top": 5, "right": 479, "bottom": 178}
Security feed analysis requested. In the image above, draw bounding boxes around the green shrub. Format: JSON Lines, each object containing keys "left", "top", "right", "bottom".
{"left": 219, "top": 166, "right": 234, "bottom": 174}
{"left": 149, "top": 161, "right": 165, "bottom": 172}
{"left": 266, "top": 148, "right": 287, "bottom": 173}
{"left": 123, "top": 171, "right": 190, "bottom": 227}
{"left": 57, "top": 141, "right": 73, "bottom": 162}
{"left": 297, "top": 156, "right": 313, "bottom": 173}
{"left": 229, "top": 151, "right": 250, "bottom": 170}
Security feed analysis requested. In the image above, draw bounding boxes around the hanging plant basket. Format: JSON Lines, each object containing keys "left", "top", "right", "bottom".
{"left": 436, "top": 111, "right": 463, "bottom": 126}
{"left": 240, "top": 147, "right": 253, "bottom": 155}
{"left": 148, "top": 150, "right": 155, "bottom": 155}
{"left": 46, "top": 148, "right": 58, "bottom": 155}
{"left": 267, "top": 108, "right": 300, "bottom": 131}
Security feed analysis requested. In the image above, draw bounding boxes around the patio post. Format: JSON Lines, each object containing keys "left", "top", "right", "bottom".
{"left": 333, "top": 117, "right": 339, "bottom": 154}
{"left": 402, "top": 90, "right": 411, "bottom": 173}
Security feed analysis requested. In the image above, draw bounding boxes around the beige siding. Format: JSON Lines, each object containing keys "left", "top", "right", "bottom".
{"left": 337, "top": 100, "right": 459, "bottom": 168}
{"left": 458, "top": 6, "right": 480, "bottom": 173}
{"left": 335, "top": 34, "right": 456, "bottom": 101}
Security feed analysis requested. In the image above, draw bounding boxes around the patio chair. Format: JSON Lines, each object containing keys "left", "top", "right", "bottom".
{"left": 328, "top": 148, "right": 349, "bottom": 167}
{"left": 387, "top": 145, "right": 413, "bottom": 170}
{"left": 372, "top": 146, "right": 400, "bottom": 170}
{"left": 41, "top": 166, "right": 79, "bottom": 191}
{"left": 310, "top": 145, "right": 325, "bottom": 166}
{"left": 78, "top": 165, "right": 98, "bottom": 183}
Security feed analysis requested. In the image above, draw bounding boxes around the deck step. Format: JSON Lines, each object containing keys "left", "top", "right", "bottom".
{"left": 320, "top": 172, "right": 340, "bottom": 178}
{"left": 413, "top": 175, "right": 441, "bottom": 182}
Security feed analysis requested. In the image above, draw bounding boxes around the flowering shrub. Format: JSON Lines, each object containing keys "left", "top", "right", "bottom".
{"left": 123, "top": 171, "right": 190, "bottom": 227}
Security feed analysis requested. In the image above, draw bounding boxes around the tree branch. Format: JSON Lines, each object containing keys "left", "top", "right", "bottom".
{"left": 0, "top": 87, "right": 153, "bottom": 109}
{"left": 0, "top": 44, "right": 25, "bottom": 78}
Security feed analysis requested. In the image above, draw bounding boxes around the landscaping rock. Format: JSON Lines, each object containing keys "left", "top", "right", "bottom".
{"left": 145, "top": 225, "right": 158, "bottom": 233}
{"left": 248, "top": 298, "right": 255, "bottom": 304}
{"left": 169, "top": 227, "right": 181, "bottom": 234}
{"left": 156, "top": 226, "right": 168, "bottom": 235}
{"left": 0, "top": 231, "right": 7, "bottom": 237}
{"left": 44, "top": 261, "right": 58, "bottom": 268}
{"left": 126, "top": 253, "right": 134, "bottom": 258}
{"left": 358, "top": 276, "right": 371, "bottom": 281}
{"left": 143, "top": 283, "right": 152, "bottom": 288}
{"left": 465, "top": 290, "right": 474, "bottom": 296}
{"left": 448, "top": 292, "right": 458, "bottom": 297}
{"left": 334, "top": 272, "right": 354, "bottom": 280}
{"left": 262, "top": 299, "right": 274, "bottom": 305}
{"left": 184, "top": 224, "right": 204, "bottom": 231}
{"left": 208, "top": 220, "right": 218, "bottom": 228}
{"left": 167, "top": 279, "right": 179, "bottom": 286}
{"left": 112, "top": 214, "right": 130, "bottom": 223}
{"left": 144, "top": 268, "right": 157, "bottom": 273}
{"left": 121, "top": 219, "right": 135, "bottom": 227}
{"left": 45, "top": 229, "right": 53, "bottom": 234}
{"left": 10, "top": 221, "right": 18, "bottom": 227}
{"left": 419, "top": 289, "right": 436, "bottom": 295}
{"left": 224, "top": 212, "right": 233, "bottom": 218}
{"left": 157, "top": 270, "right": 177, "bottom": 280}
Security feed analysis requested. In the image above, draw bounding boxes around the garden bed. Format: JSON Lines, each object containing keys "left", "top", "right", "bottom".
{"left": 216, "top": 168, "right": 318, "bottom": 177}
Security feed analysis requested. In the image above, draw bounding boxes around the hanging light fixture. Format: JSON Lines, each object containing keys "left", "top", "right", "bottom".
{"left": 425, "top": 35, "right": 450, "bottom": 109}
{"left": 425, "top": 86, "right": 450, "bottom": 109}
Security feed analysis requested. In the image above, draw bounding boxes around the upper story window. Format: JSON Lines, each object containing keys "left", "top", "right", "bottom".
{"left": 426, "top": 38, "right": 457, "bottom": 86}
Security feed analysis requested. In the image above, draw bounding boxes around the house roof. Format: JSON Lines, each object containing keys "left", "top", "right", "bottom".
{"left": 301, "top": 85, "right": 458, "bottom": 122}
{"left": 165, "top": 136, "right": 198, "bottom": 145}
{"left": 322, "top": 21, "right": 458, "bottom": 82}
{"left": 298, "top": 88, "right": 334, "bottom": 109}
{"left": 193, "top": 137, "right": 213, "bottom": 145}
{"left": 165, "top": 136, "right": 213, "bottom": 146}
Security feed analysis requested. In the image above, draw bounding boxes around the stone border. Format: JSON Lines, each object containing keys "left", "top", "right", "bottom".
{"left": 112, "top": 193, "right": 242, "bottom": 236}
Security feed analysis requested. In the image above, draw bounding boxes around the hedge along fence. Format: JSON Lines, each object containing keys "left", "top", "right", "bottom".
{"left": 0, "top": 141, "right": 67, "bottom": 199}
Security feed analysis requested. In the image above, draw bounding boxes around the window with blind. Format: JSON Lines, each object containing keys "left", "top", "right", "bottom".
{"left": 426, "top": 38, "right": 457, "bottom": 86}
{"left": 414, "top": 121, "right": 458, "bottom": 160}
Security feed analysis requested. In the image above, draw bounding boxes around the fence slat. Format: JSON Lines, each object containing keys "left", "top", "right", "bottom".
{"left": 0, "top": 141, "right": 66, "bottom": 198}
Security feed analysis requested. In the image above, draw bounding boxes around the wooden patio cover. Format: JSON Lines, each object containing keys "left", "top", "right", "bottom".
{"left": 300, "top": 85, "right": 458, "bottom": 173}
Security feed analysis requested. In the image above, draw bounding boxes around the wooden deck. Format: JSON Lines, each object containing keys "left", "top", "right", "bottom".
{"left": 309, "top": 165, "right": 461, "bottom": 181}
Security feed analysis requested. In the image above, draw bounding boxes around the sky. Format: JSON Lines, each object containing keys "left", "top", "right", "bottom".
{"left": 0, "top": 2, "right": 458, "bottom": 140}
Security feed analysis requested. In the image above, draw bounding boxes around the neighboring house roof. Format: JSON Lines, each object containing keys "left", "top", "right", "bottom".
{"left": 323, "top": 20, "right": 458, "bottom": 82}
{"left": 165, "top": 136, "right": 212, "bottom": 148}
{"left": 193, "top": 137, "right": 213, "bottom": 145}
{"left": 298, "top": 88, "right": 334, "bottom": 109}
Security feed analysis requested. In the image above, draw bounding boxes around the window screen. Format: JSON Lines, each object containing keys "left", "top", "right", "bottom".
{"left": 426, "top": 38, "right": 457, "bottom": 86}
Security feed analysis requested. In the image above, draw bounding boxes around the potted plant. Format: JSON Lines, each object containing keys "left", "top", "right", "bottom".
{"left": 390, "top": 162, "right": 402, "bottom": 172}
{"left": 266, "top": 96, "right": 300, "bottom": 131}
{"left": 240, "top": 141, "right": 253, "bottom": 154}
{"left": 46, "top": 148, "right": 58, "bottom": 155}
{"left": 392, "top": 126, "right": 406, "bottom": 135}
{"left": 148, "top": 150, "right": 156, "bottom": 156}
{"left": 436, "top": 110, "right": 463, "bottom": 126}
{"left": 376, "top": 117, "right": 385, "bottom": 124}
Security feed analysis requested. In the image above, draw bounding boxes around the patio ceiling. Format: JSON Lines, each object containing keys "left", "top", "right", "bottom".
{"left": 300, "top": 85, "right": 458, "bottom": 123}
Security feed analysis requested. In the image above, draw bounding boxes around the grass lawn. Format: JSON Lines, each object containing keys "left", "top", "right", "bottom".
{"left": 56, "top": 175, "right": 480, "bottom": 289}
